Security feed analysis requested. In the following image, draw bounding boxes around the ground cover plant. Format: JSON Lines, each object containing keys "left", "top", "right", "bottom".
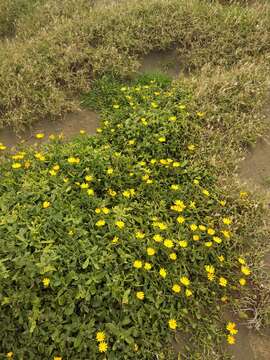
{"left": 0, "top": 0, "right": 269, "bottom": 130}
{"left": 0, "top": 75, "right": 267, "bottom": 359}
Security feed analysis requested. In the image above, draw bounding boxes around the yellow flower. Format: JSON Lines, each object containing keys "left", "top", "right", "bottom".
{"left": 199, "top": 225, "right": 206, "bottom": 231}
{"left": 213, "top": 236, "right": 222, "bottom": 244}
{"left": 240, "top": 191, "right": 248, "bottom": 198}
{"left": 177, "top": 216, "right": 185, "bottom": 224}
{"left": 241, "top": 265, "right": 251, "bottom": 276}
{"left": 107, "top": 167, "right": 114, "bottom": 175}
{"left": 197, "top": 111, "right": 205, "bottom": 117}
{"left": 115, "top": 220, "right": 125, "bottom": 229}
{"left": 42, "top": 278, "right": 50, "bottom": 287}
{"left": 172, "top": 161, "right": 181, "bottom": 167}
{"left": 123, "top": 190, "right": 131, "bottom": 197}
{"left": 223, "top": 217, "right": 232, "bottom": 225}
{"left": 87, "top": 189, "right": 94, "bottom": 196}
{"left": 227, "top": 335, "right": 236, "bottom": 345}
{"left": 49, "top": 170, "right": 57, "bottom": 176}
{"left": 238, "top": 257, "right": 246, "bottom": 265}
{"left": 171, "top": 184, "right": 180, "bottom": 190}
{"left": 207, "top": 273, "right": 215, "bottom": 281}
{"left": 205, "top": 265, "right": 215, "bottom": 274}
{"left": 185, "top": 289, "right": 193, "bottom": 297}
{"left": 135, "top": 231, "right": 145, "bottom": 239}
{"left": 136, "top": 291, "right": 144, "bottom": 300}
{"left": 128, "top": 139, "right": 136, "bottom": 145}
{"left": 218, "top": 255, "right": 225, "bottom": 262}
{"left": 35, "top": 133, "right": 45, "bottom": 139}
{"left": 151, "top": 102, "right": 158, "bottom": 108}
{"left": 49, "top": 134, "right": 56, "bottom": 140}
{"left": 112, "top": 236, "right": 119, "bottom": 244}
{"left": 220, "top": 200, "right": 226, "bottom": 206}
{"left": 144, "top": 262, "right": 152, "bottom": 270}
{"left": 180, "top": 276, "right": 190, "bottom": 287}
{"left": 81, "top": 183, "right": 89, "bottom": 189}
{"left": 53, "top": 165, "right": 60, "bottom": 171}
{"left": 168, "top": 319, "right": 177, "bottom": 330}
{"left": 0, "top": 144, "right": 7, "bottom": 150}
{"left": 85, "top": 175, "right": 93, "bottom": 182}
{"left": 188, "top": 144, "right": 195, "bottom": 151}
{"left": 179, "top": 104, "right": 186, "bottom": 110}
{"left": 6, "top": 352, "right": 13, "bottom": 358}
{"left": 153, "top": 234, "right": 163, "bottom": 242}
{"left": 169, "top": 253, "right": 177, "bottom": 260}
{"left": 190, "top": 224, "right": 198, "bottom": 231}
{"left": 204, "top": 241, "right": 213, "bottom": 247}
{"left": 193, "top": 235, "right": 200, "bottom": 241}
{"left": 193, "top": 179, "right": 199, "bottom": 185}
{"left": 133, "top": 260, "right": 143, "bottom": 269}
{"left": 159, "top": 268, "right": 167, "bottom": 278}
{"left": 158, "top": 136, "right": 166, "bottom": 143}
{"left": 108, "top": 189, "right": 117, "bottom": 197}
{"left": 113, "top": 104, "right": 120, "bottom": 109}
{"left": 102, "top": 207, "right": 110, "bottom": 214}
{"left": 67, "top": 157, "right": 80, "bottom": 164}
{"left": 226, "top": 322, "right": 238, "bottom": 335}
{"left": 221, "top": 230, "right": 231, "bottom": 239}
{"left": 43, "top": 201, "right": 50, "bottom": 209}
{"left": 98, "top": 341, "right": 108, "bottom": 353}
{"left": 179, "top": 240, "right": 188, "bottom": 248}
{"left": 169, "top": 116, "right": 176, "bottom": 121}
{"left": 172, "top": 284, "right": 181, "bottom": 293}
{"left": 207, "top": 228, "right": 215, "bottom": 235}
{"left": 96, "top": 219, "right": 105, "bottom": 227}
{"left": 147, "top": 247, "right": 156, "bottom": 256}
{"left": 239, "top": 278, "right": 246, "bottom": 286}
{"left": 202, "top": 189, "right": 210, "bottom": 196}
{"left": 219, "top": 277, "right": 227, "bottom": 287}
{"left": 164, "top": 239, "right": 174, "bottom": 248}
{"left": 54, "top": 356, "right": 62, "bottom": 360}
{"left": 12, "top": 162, "right": 22, "bottom": 169}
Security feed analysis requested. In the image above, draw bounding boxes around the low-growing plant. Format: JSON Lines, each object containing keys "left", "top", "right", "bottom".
{"left": 0, "top": 76, "right": 266, "bottom": 359}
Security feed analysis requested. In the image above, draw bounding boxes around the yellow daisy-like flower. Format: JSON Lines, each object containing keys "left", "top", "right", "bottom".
{"left": 172, "top": 284, "right": 181, "bottom": 293}
{"left": 199, "top": 225, "right": 206, "bottom": 231}
{"left": 67, "top": 157, "right": 80, "bottom": 164}
{"left": 54, "top": 357, "right": 62, "bottom": 360}
{"left": 87, "top": 189, "right": 94, "bottom": 196}
{"left": 207, "top": 273, "right": 215, "bottom": 281}
{"left": 221, "top": 230, "right": 231, "bottom": 239}
{"left": 180, "top": 277, "right": 190, "bottom": 287}
{"left": 168, "top": 319, "right": 177, "bottom": 330}
{"left": 80, "top": 129, "right": 86, "bottom": 134}
{"left": 241, "top": 265, "right": 251, "bottom": 276}
{"left": 202, "top": 189, "right": 210, "bottom": 196}
{"left": 107, "top": 167, "right": 114, "bottom": 175}
{"left": 133, "top": 260, "right": 143, "bottom": 269}
{"left": 227, "top": 335, "right": 235, "bottom": 345}
{"left": 81, "top": 183, "right": 89, "bottom": 189}
{"left": 35, "top": 133, "right": 44, "bottom": 139}
{"left": 108, "top": 189, "right": 117, "bottom": 197}
{"left": 219, "top": 277, "right": 227, "bottom": 287}
{"left": 187, "top": 144, "right": 195, "bottom": 151}
{"left": 98, "top": 341, "right": 108, "bottom": 353}
{"left": 169, "top": 253, "right": 177, "bottom": 260}
{"left": 204, "top": 241, "right": 213, "bottom": 247}
{"left": 164, "top": 239, "right": 174, "bottom": 248}
{"left": 113, "top": 104, "right": 120, "bottom": 109}
{"left": 172, "top": 161, "right": 181, "bottom": 167}
{"left": 115, "top": 220, "right": 125, "bottom": 229}
{"left": 197, "top": 111, "right": 205, "bottom": 117}
{"left": 179, "top": 240, "right": 188, "bottom": 248}
{"left": 144, "top": 262, "right": 152, "bottom": 270}
{"left": 102, "top": 207, "right": 110, "bottom": 214}
{"left": 177, "top": 216, "right": 185, "bottom": 224}
{"left": 223, "top": 217, "right": 232, "bottom": 225}
{"left": 159, "top": 268, "right": 167, "bottom": 278}
{"left": 171, "top": 184, "right": 180, "bottom": 190}
{"left": 96, "top": 219, "right": 105, "bottom": 227}
{"left": 193, "top": 235, "right": 200, "bottom": 241}
{"left": 158, "top": 136, "right": 166, "bottom": 143}
{"left": 205, "top": 265, "right": 215, "bottom": 274}
{"left": 85, "top": 175, "right": 93, "bottom": 182}
{"left": 6, "top": 352, "right": 13, "bottom": 358}
{"left": 207, "top": 228, "right": 215, "bottom": 235}
{"left": 238, "top": 257, "right": 246, "bottom": 265}
{"left": 147, "top": 247, "right": 156, "bottom": 256}
{"left": 190, "top": 224, "right": 198, "bottom": 231}
{"left": 136, "top": 291, "right": 144, "bottom": 300}
{"left": 135, "top": 231, "right": 145, "bottom": 239}
{"left": 239, "top": 278, "right": 246, "bottom": 286}
{"left": 213, "top": 236, "right": 222, "bottom": 244}
{"left": 96, "top": 331, "right": 105, "bottom": 341}
{"left": 153, "top": 234, "right": 163, "bottom": 242}
{"left": 12, "top": 162, "right": 22, "bottom": 169}
{"left": 185, "top": 289, "right": 193, "bottom": 297}
{"left": 226, "top": 322, "right": 238, "bottom": 335}
{"left": 151, "top": 102, "right": 158, "bottom": 108}
{"left": 42, "top": 277, "right": 50, "bottom": 287}
{"left": 169, "top": 116, "right": 176, "bottom": 121}
{"left": 43, "top": 201, "right": 50, "bottom": 209}
{"left": 218, "top": 255, "right": 225, "bottom": 262}
{"left": 0, "top": 144, "right": 7, "bottom": 150}
{"left": 112, "top": 236, "right": 119, "bottom": 244}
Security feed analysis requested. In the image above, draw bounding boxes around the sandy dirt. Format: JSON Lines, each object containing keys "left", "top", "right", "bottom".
{"left": 0, "top": 109, "right": 99, "bottom": 149}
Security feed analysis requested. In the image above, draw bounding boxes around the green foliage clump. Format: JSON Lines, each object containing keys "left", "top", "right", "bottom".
{"left": 0, "top": 77, "right": 262, "bottom": 359}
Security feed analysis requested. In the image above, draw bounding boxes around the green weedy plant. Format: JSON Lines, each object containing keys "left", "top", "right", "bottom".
{"left": 0, "top": 76, "right": 264, "bottom": 359}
